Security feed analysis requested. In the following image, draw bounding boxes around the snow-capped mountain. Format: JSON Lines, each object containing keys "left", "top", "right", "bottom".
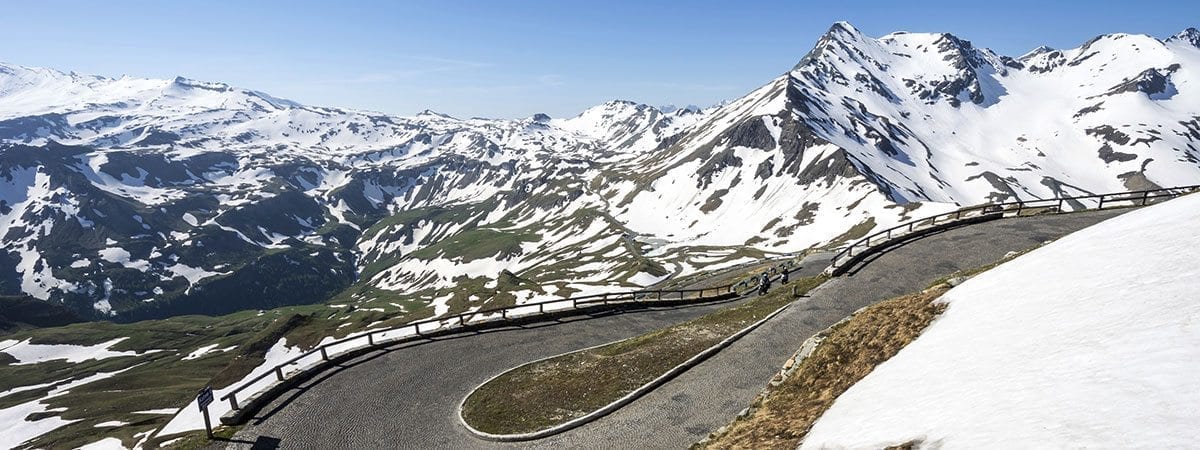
{"left": 785, "top": 23, "right": 1200, "bottom": 204}
{"left": 1, "top": 22, "right": 1198, "bottom": 321}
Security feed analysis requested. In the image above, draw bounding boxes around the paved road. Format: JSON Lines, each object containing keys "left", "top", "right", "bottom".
{"left": 226, "top": 209, "right": 1129, "bottom": 449}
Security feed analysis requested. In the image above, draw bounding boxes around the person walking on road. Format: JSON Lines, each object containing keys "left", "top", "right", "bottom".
{"left": 780, "top": 266, "right": 789, "bottom": 284}
{"left": 758, "top": 272, "right": 771, "bottom": 296}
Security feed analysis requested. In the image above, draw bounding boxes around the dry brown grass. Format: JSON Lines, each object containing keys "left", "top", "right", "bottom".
{"left": 697, "top": 285, "right": 950, "bottom": 449}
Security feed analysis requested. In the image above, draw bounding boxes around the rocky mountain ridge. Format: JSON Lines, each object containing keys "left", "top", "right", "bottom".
{"left": 1, "top": 22, "right": 1198, "bottom": 321}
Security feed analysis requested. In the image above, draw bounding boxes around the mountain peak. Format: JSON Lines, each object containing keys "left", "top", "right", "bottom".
{"left": 171, "top": 76, "right": 231, "bottom": 92}
{"left": 795, "top": 21, "right": 869, "bottom": 69}
{"left": 1019, "top": 45, "right": 1056, "bottom": 61}
{"left": 658, "top": 104, "right": 700, "bottom": 114}
{"left": 417, "top": 109, "right": 458, "bottom": 120}
{"left": 828, "top": 21, "right": 862, "bottom": 36}
{"left": 1167, "top": 27, "right": 1200, "bottom": 47}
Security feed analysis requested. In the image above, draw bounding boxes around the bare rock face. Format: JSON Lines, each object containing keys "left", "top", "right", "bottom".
{"left": 2, "top": 22, "right": 1200, "bottom": 320}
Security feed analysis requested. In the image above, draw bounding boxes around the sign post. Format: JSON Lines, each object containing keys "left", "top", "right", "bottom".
{"left": 197, "top": 385, "right": 215, "bottom": 440}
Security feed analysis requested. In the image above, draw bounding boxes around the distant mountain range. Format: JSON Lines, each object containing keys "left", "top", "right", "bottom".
{"left": 1, "top": 22, "right": 1197, "bottom": 321}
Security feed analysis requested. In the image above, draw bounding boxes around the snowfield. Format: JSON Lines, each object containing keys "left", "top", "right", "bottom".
{"left": 0, "top": 337, "right": 149, "bottom": 365}
{"left": 3, "top": 23, "right": 1200, "bottom": 320}
{"left": 1, "top": 21, "right": 1200, "bottom": 449}
{"left": 801, "top": 193, "right": 1200, "bottom": 449}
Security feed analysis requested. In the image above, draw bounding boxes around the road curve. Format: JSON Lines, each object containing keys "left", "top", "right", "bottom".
{"left": 226, "top": 209, "right": 1129, "bottom": 449}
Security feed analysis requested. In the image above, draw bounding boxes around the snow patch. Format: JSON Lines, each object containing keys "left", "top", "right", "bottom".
{"left": 802, "top": 194, "right": 1200, "bottom": 449}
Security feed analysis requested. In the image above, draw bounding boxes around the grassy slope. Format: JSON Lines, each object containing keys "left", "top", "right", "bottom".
{"left": 696, "top": 285, "right": 948, "bottom": 449}
{"left": 696, "top": 251, "right": 1043, "bottom": 449}
{"left": 0, "top": 296, "right": 431, "bottom": 449}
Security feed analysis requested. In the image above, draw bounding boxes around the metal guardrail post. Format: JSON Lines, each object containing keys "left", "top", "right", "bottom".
{"left": 229, "top": 395, "right": 239, "bottom": 410}
{"left": 320, "top": 347, "right": 329, "bottom": 361}
{"left": 367, "top": 333, "right": 374, "bottom": 346}
{"left": 1142, "top": 191, "right": 1150, "bottom": 205}
{"left": 275, "top": 367, "right": 285, "bottom": 382}
{"left": 1098, "top": 195, "right": 1105, "bottom": 209}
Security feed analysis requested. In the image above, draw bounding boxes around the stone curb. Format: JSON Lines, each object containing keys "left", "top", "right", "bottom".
{"left": 216, "top": 293, "right": 738, "bottom": 426}
{"left": 457, "top": 297, "right": 799, "bottom": 442}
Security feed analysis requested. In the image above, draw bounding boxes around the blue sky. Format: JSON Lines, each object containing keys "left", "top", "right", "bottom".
{"left": 5, "top": 0, "right": 1197, "bottom": 118}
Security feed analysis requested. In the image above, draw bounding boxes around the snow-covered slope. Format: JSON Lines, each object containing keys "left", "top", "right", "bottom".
{"left": 1, "top": 23, "right": 1199, "bottom": 321}
{"left": 788, "top": 22, "right": 1200, "bottom": 203}
{"left": 801, "top": 193, "right": 1200, "bottom": 449}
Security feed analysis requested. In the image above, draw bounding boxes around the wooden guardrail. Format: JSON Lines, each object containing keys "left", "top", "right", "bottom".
{"left": 827, "top": 185, "right": 1200, "bottom": 275}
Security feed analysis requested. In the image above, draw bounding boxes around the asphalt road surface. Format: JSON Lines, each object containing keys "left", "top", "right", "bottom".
{"left": 225, "top": 209, "right": 1129, "bottom": 449}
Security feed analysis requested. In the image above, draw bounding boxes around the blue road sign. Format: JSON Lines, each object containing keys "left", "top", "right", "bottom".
{"left": 197, "top": 385, "right": 214, "bottom": 411}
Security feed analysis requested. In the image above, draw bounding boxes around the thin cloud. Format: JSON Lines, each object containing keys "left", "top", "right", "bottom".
{"left": 320, "top": 56, "right": 492, "bottom": 85}
{"left": 537, "top": 74, "right": 565, "bottom": 86}
{"left": 424, "top": 74, "right": 567, "bottom": 95}
{"left": 635, "top": 81, "right": 742, "bottom": 92}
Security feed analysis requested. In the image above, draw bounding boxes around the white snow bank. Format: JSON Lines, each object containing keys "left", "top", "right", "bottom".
{"left": 180, "top": 343, "right": 236, "bottom": 361}
{"left": 0, "top": 337, "right": 143, "bottom": 365}
{"left": 165, "top": 263, "right": 223, "bottom": 288}
{"left": 0, "top": 366, "right": 136, "bottom": 449}
{"left": 802, "top": 194, "right": 1200, "bottom": 449}
{"left": 76, "top": 437, "right": 125, "bottom": 449}
{"left": 157, "top": 338, "right": 305, "bottom": 437}
{"left": 131, "top": 408, "right": 179, "bottom": 415}
{"left": 97, "top": 247, "right": 151, "bottom": 272}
